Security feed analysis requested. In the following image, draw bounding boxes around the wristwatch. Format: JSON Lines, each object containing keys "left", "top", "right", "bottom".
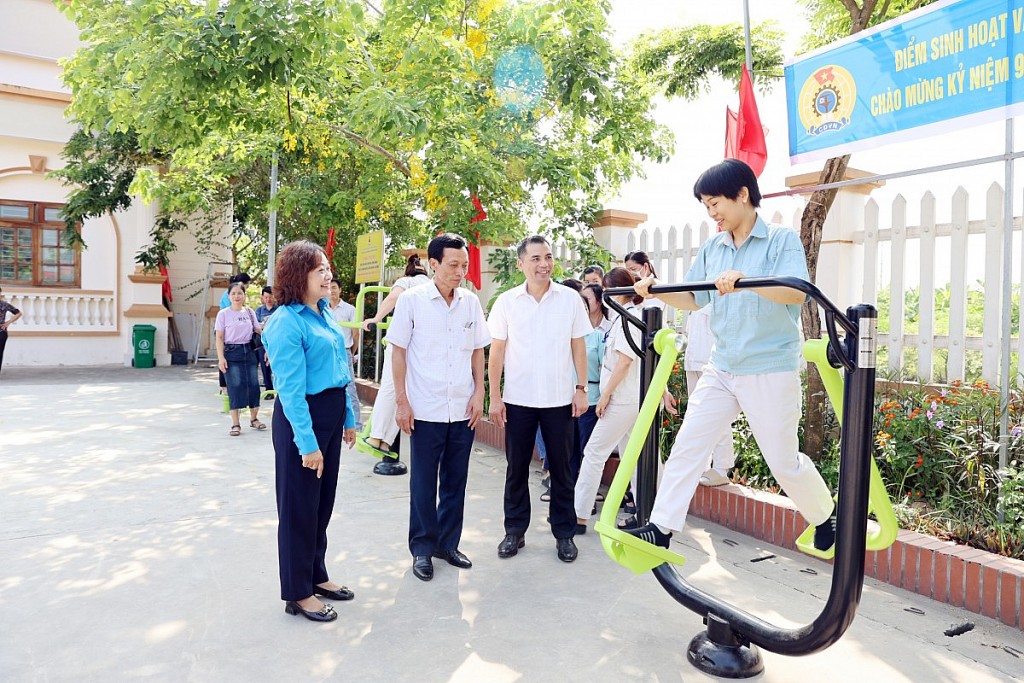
{"left": 575, "top": 384, "right": 586, "bottom": 392}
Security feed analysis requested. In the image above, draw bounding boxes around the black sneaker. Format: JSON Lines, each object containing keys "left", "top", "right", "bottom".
{"left": 623, "top": 523, "right": 671, "bottom": 548}
{"left": 814, "top": 510, "right": 837, "bottom": 551}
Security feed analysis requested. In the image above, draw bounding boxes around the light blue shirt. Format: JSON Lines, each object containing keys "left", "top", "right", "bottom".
{"left": 583, "top": 328, "right": 604, "bottom": 405}
{"left": 262, "top": 299, "right": 356, "bottom": 455}
{"left": 687, "top": 216, "right": 808, "bottom": 375}
{"left": 219, "top": 291, "right": 231, "bottom": 309}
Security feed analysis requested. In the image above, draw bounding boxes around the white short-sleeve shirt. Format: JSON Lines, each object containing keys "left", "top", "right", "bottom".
{"left": 601, "top": 302, "right": 644, "bottom": 405}
{"left": 385, "top": 282, "right": 491, "bottom": 423}
{"left": 488, "top": 281, "right": 592, "bottom": 408}
{"left": 393, "top": 273, "right": 431, "bottom": 292}
{"left": 329, "top": 300, "right": 357, "bottom": 349}
{"left": 683, "top": 304, "right": 714, "bottom": 371}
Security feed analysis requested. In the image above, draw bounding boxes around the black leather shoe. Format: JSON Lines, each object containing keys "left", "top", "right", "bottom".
{"left": 497, "top": 534, "right": 525, "bottom": 558}
{"left": 284, "top": 600, "right": 337, "bottom": 622}
{"left": 413, "top": 555, "right": 433, "bottom": 581}
{"left": 556, "top": 537, "right": 578, "bottom": 562}
{"left": 313, "top": 584, "right": 355, "bottom": 601}
{"left": 433, "top": 549, "right": 472, "bottom": 569}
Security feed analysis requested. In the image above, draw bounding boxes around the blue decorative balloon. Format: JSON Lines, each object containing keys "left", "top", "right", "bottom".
{"left": 493, "top": 45, "right": 546, "bottom": 114}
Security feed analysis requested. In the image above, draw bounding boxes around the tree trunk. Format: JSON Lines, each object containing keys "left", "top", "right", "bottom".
{"left": 799, "top": 154, "right": 850, "bottom": 459}
{"left": 796, "top": 3, "right": 877, "bottom": 459}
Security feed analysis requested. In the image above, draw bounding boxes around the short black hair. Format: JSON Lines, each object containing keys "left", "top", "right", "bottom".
{"left": 516, "top": 234, "right": 550, "bottom": 259}
{"left": 262, "top": 286, "right": 273, "bottom": 296}
{"left": 581, "top": 283, "right": 608, "bottom": 318}
{"left": 331, "top": 278, "right": 343, "bottom": 287}
{"left": 404, "top": 253, "right": 428, "bottom": 276}
{"left": 232, "top": 272, "right": 252, "bottom": 284}
{"left": 693, "top": 158, "right": 762, "bottom": 207}
{"left": 560, "top": 278, "right": 582, "bottom": 292}
{"left": 428, "top": 233, "right": 468, "bottom": 263}
{"left": 582, "top": 264, "right": 604, "bottom": 278}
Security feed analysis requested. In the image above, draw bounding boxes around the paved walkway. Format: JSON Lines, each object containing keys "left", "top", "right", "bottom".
{"left": 1, "top": 366, "right": 1021, "bottom": 682}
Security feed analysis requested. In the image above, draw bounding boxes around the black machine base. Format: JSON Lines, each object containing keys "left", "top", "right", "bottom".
{"left": 373, "top": 454, "right": 407, "bottom": 476}
{"left": 686, "top": 613, "right": 764, "bottom": 679}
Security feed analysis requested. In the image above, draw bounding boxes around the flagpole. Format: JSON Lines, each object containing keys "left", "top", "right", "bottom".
{"left": 742, "top": 0, "right": 753, "bottom": 74}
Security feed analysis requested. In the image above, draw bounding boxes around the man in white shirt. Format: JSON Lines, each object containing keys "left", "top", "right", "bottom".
{"left": 388, "top": 234, "right": 491, "bottom": 581}
{"left": 329, "top": 279, "right": 363, "bottom": 430}
{"left": 488, "top": 235, "right": 591, "bottom": 563}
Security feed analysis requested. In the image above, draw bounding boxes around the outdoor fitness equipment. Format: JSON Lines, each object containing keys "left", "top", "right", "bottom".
{"left": 597, "top": 277, "right": 897, "bottom": 679}
{"left": 337, "top": 285, "right": 407, "bottom": 476}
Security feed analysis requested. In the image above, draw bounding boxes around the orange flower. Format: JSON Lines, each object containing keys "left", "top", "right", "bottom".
{"left": 914, "top": 455, "right": 924, "bottom": 468}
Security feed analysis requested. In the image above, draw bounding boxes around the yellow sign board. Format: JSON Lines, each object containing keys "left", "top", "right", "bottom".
{"left": 354, "top": 230, "right": 385, "bottom": 284}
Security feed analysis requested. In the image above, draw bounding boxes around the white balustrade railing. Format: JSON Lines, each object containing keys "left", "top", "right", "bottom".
{"left": 3, "top": 290, "right": 116, "bottom": 332}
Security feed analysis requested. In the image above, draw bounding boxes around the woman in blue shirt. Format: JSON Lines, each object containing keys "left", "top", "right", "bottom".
{"left": 627, "top": 159, "right": 837, "bottom": 554}
{"left": 262, "top": 241, "right": 357, "bottom": 623}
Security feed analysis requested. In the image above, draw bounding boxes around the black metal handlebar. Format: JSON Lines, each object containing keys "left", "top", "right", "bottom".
{"left": 605, "top": 277, "right": 858, "bottom": 372}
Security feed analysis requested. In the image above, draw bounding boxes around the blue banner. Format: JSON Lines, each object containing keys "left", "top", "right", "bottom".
{"left": 785, "top": 0, "right": 1024, "bottom": 163}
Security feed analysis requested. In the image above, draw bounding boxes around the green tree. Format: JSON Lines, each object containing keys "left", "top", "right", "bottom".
{"left": 56, "top": 0, "right": 672, "bottom": 277}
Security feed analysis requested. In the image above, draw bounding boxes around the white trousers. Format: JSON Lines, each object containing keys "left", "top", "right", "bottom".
{"left": 368, "top": 345, "right": 401, "bottom": 446}
{"left": 574, "top": 400, "right": 638, "bottom": 520}
{"left": 651, "top": 365, "right": 833, "bottom": 532}
{"left": 686, "top": 369, "right": 735, "bottom": 471}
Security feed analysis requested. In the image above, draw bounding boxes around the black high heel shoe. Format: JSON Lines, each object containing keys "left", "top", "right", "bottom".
{"left": 284, "top": 600, "right": 337, "bottom": 622}
{"left": 314, "top": 584, "right": 355, "bottom": 601}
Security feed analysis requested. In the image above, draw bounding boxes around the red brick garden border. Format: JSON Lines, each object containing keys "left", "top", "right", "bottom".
{"left": 357, "top": 380, "right": 1023, "bottom": 630}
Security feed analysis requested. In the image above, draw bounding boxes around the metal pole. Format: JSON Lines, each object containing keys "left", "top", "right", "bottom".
{"left": 762, "top": 150, "right": 1024, "bottom": 200}
{"left": 999, "top": 119, "right": 1014, "bottom": 523}
{"left": 356, "top": 283, "right": 365, "bottom": 381}
{"left": 742, "top": 0, "right": 753, "bottom": 74}
{"left": 267, "top": 151, "right": 279, "bottom": 285}
{"left": 637, "top": 307, "right": 663, "bottom": 524}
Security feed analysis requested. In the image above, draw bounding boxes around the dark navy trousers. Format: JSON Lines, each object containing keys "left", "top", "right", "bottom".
{"left": 503, "top": 403, "right": 575, "bottom": 540}
{"left": 408, "top": 419, "right": 474, "bottom": 557}
{"left": 273, "top": 387, "right": 347, "bottom": 601}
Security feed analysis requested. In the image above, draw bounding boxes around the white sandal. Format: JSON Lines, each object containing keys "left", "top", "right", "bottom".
{"left": 699, "top": 469, "right": 730, "bottom": 487}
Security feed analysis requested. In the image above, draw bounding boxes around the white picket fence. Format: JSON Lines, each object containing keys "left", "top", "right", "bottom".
{"left": 624, "top": 184, "right": 1024, "bottom": 386}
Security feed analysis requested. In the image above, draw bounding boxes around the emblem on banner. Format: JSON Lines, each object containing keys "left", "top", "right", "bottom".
{"left": 798, "top": 65, "right": 856, "bottom": 136}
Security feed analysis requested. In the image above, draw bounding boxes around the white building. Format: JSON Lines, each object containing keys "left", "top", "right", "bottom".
{"left": 0, "top": 0, "right": 232, "bottom": 367}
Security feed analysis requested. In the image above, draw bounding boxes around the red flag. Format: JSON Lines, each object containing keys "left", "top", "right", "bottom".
{"left": 159, "top": 265, "right": 172, "bottom": 303}
{"left": 326, "top": 228, "right": 336, "bottom": 261}
{"left": 466, "top": 195, "right": 486, "bottom": 290}
{"left": 724, "top": 64, "right": 767, "bottom": 178}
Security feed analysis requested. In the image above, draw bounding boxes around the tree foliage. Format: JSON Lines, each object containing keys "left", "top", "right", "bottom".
{"left": 56, "top": 0, "right": 672, "bottom": 274}
{"left": 628, "top": 22, "right": 785, "bottom": 97}
{"left": 798, "top": 0, "right": 933, "bottom": 52}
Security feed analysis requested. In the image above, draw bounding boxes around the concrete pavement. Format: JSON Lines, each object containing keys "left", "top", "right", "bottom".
{"left": 1, "top": 365, "right": 1021, "bottom": 682}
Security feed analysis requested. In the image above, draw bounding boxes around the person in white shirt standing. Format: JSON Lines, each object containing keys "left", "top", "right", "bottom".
{"left": 388, "top": 234, "right": 491, "bottom": 581}
{"left": 685, "top": 304, "right": 736, "bottom": 486}
{"left": 360, "top": 256, "right": 431, "bottom": 455}
{"left": 329, "top": 279, "right": 363, "bottom": 431}
{"left": 488, "top": 235, "right": 591, "bottom": 563}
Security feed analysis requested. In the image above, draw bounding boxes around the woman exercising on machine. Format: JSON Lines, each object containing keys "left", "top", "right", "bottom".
{"left": 626, "top": 159, "right": 837, "bottom": 554}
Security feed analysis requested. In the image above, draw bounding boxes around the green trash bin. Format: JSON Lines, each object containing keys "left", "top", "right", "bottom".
{"left": 132, "top": 324, "right": 157, "bottom": 368}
